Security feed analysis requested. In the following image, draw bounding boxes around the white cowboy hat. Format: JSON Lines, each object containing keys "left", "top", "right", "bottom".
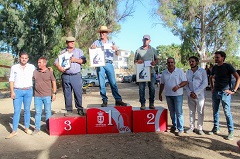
{"left": 97, "top": 26, "right": 111, "bottom": 33}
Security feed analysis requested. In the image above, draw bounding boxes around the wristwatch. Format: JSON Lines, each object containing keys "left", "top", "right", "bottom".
{"left": 53, "top": 92, "right": 57, "bottom": 95}
{"left": 231, "top": 89, "right": 236, "bottom": 93}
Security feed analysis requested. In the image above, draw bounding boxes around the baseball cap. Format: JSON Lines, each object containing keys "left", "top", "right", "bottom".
{"left": 143, "top": 35, "right": 150, "bottom": 40}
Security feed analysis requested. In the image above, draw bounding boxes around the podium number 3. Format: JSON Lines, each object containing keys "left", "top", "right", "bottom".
{"left": 64, "top": 120, "right": 72, "bottom": 131}
{"left": 147, "top": 113, "right": 155, "bottom": 125}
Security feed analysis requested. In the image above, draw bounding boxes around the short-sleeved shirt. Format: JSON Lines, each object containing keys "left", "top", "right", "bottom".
{"left": 54, "top": 48, "right": 85, "bottom": 74}
{"left": 211, "top": 63, "right": 236, "bottom": 91}
{"left": 134, "top": 45, "right": 158, "bottom": 73}
{"left": 33, "top": 69, "right": 56, "bottom": 97}
{"left": 161, "top": 68, "right": 187, "bottom": 96}
{"left": 92, "top": 39, "right": 116, "bottom": 61}
{"left": 9, "top": 63, "right": 35, "bottom": 88}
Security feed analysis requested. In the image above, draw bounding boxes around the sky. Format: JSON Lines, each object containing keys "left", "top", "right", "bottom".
{"left": 113, "top": 1, "right": 182, "bottom": 52}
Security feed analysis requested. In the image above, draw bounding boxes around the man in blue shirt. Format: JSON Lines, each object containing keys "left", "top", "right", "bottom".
{"left": 54, "top": 36, "right": 86, "bottom": 116}
{"left": 90, "top": 26, "right": 127, "bottom": 107}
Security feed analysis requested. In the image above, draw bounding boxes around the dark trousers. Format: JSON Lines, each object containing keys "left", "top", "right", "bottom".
{"left": 61, "top": 73, "right": 83, "bottom": 111}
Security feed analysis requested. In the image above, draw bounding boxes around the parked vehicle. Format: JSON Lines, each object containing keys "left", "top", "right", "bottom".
{"left": 84, "top": 77, "right": 109, "bottom": 87}
{"left": 121, "top": 75, "right": 132, "bottom": 83}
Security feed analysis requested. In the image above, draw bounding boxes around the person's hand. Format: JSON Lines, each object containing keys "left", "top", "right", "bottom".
{"left": 224, "top": 89, "right": 234, "bottom": 95}
{"left": 137, "top": 59, "right": 144, "bottom": 64}
{"left": 51, "top": 94, "right": 56, "bottom": 101}
{"left": 10, "top": 92, "right": 15, "bottom": 99}
{"left": 91, "top": 44, "right": 97, "bottom": 49}
{"left": 151, "top": 61, "right": 156, "bottom": 66}
{"left": 172, "top": 85, "right": 179, "bottom": 92}
{"left": 59, "top": 66, "right": 65, "bottom": 73}
{"left": 71, "top": 57, "right": 77, "bottom": 63}
{"left": 112, "top": 45, "right": 118, "bottom": 51}
{"left": 190, "top": 92, "right": 197, "bottom": 99}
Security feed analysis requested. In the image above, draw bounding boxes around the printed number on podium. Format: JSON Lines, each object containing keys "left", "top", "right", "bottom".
{"left": 64, "top": 120, "right": 72, "bottom": 131}
{"left": 106, "top": 110, "right": 113, "bottom": 125}
{"left": 147, "top": 113, "right": 155, "bottom": 125}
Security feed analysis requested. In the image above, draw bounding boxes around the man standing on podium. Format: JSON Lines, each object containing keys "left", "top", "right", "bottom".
{"left": 134, "top": 34, "right": 158, "bottom": 110}
{"left": 54, "top": 36, "right": 86, "bottom": 116}
{"left": 90, "top": 25, "right": 127, "bottom": 107}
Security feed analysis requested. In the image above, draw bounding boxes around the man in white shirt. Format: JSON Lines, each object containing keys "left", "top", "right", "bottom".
{"left": 6, "top": 52, "right": 35, "bottom": 139}
{"left": 185, "top": 56, "right": 208, "bottom": 135}
{"left": 159, "top": 57, "right": 187, "bottom": 136}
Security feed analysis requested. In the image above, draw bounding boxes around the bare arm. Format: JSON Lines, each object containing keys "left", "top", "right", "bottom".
{"left": 9, "top": 81, "right": 15, "bottom": 99}
{"left": 210, "top": 75, "right": 214, "bottom": 93}
{"left": 159, "top": 84, "right": 165, "bottom": 101}
{"left": 51, "top": 80, "right": 57, "bottom": 101}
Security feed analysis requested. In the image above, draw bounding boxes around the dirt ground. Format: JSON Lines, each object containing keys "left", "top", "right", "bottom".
{"left": 0, "top": 82, "right": 240, "bottom": 159}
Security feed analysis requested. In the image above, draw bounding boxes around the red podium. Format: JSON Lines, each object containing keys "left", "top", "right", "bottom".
{"left": 49, "top": 113, "right": 87, "bottom": 136}
{"left": 87, "top": 106, "right": 132, "bottom": 134}
{"left": 132, "top": 106, "right": 168, "bottom": 133}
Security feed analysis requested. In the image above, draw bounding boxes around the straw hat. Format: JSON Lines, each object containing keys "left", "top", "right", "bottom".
{"left": 97, "top": 26, "right": 111, "bottom": 33}
{"left": 66, "top": 36, "right": 75, "bottom": 42}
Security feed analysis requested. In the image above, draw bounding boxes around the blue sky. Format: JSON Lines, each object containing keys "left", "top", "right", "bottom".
{"left": 114, "top": 1, "right": 182, "bottom": 52}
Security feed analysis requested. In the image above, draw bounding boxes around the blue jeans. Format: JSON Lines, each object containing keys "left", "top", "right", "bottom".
{"left": 166, "top": 95, "right": 184, "bottom": 132}
{"left": 212, "top": 90, "right": 234, "bottom": 133}
{"left": 12, "top": 88, "right": 33, "bottom": 131}
{"left": 34, "top": 96, "right": 52, "bottom": 130}
{"left": 139, "top": 73, "right": 156, "bottom": 105}
{"left": 96, "top": 63, "right": 122, "bottom": 102}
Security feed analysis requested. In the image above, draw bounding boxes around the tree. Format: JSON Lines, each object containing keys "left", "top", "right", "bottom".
{"left": 156, "top": 0, "right": 240, "bottom": 68}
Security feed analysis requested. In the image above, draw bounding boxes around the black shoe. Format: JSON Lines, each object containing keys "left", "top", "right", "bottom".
{"left": 149, "top": 103, "right": 155, "bottom": 109}
{"left": 170, "top": 126, "right": 176, "bottom": 133}
{"left": 101, "top": 101, "right": 108, "bottom": 107}
{"left": 64, "top": 111, "right": 73, "bottom": 116}
{"left": 77, "top": 109, "right": 84, "bottom": 116}
{"left": 115, "top": 100, "right": 127, "bottom": 106}
{"left": 140, "top": 104, "right": 146, "bottom": 110}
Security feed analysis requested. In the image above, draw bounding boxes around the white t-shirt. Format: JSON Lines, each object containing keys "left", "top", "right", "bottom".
{"left": 161, "top": 68, "right": 187, "bottom": 96}
{"left": 9, "top": 63, "right": 35, "bottom": 88}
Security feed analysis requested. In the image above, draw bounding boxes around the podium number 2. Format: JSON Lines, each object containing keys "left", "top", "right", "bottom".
{"left": 64, "top": 120, "right": 72, "bottom": 131}
{"left": 147, "top": 113, "right": 155, "bottom": 125}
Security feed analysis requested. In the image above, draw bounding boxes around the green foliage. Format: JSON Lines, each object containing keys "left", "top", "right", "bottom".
{"left": 0, "top": 53, "right": 13, "bottom": 77}
{"left": 156, "top": 0, "right": 240, "bottom": 63}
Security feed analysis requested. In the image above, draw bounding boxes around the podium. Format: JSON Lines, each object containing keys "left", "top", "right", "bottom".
{"left": 49, "top": 113, "right": 87, "bottom": 136}
{"left": 87, "top": 105, "right": 132, "bottom": 134}
{"left": 132, "top": 107, "right": 167, "bottom": 133}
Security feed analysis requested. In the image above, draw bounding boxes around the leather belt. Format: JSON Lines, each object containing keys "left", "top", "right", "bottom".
{"left": 15, "top": 87, "right": 32, "bottom": 90}
{"left": 105, "top": 60, "right": 113, "bottom": 64}
{"left": 63, "top": 73, "right": 79, "bottom": 76}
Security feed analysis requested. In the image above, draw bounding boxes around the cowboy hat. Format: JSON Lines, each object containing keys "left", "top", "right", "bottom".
{"left": 97, "top": 26, "right": 111, "bottom": 33}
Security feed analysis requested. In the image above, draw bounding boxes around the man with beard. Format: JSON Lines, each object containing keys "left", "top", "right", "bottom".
{"left": 209, "top": 51, "right": 240, "bottom": 140}
{"left": 185, "top": 56, "right": 208, "bottom": 135}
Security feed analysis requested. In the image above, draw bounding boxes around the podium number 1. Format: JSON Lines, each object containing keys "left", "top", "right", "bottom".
{"left": 106, "top": 110, "right": 113, "bottom": 125}
{"left": 64, "top": 120, "right": 72, "bottom": 131}
{"left": 147, "top": 113, "right": 155, "bottom": 125}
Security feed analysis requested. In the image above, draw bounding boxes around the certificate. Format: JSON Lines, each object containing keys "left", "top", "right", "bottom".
{"left": 89, "top": 48, "right": 106, "bottom": 67}
{"left": 136, "top": 63, "right": 151, "bottom": 82}
{"left": 58, "top": 52, "right": 72, "bottom": 70}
